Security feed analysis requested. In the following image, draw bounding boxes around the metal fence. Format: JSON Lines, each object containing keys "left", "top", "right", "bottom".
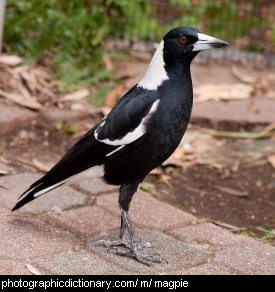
{"left": 116, "top": 0, "right": 275, "bottom": 55}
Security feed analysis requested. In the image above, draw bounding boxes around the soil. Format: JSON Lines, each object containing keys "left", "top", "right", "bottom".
{"left": 149, "top": 164, "right": 274, "bottom": 230}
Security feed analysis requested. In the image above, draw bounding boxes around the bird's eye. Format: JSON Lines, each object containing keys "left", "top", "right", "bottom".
{"left": 179, "top": 36, "right": 187, "bottom": 45}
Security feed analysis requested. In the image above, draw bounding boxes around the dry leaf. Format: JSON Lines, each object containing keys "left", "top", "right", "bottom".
{"left": 105, "top": 85, "right": 125, "bottom": 108}
{"left": 162, "top": 148, "right": 185, "bottom": 167}
{"left": 214, "top": 186, "right": 248, "bottom": 197}
{"left": 26, "top": 264, "right": 42, "bottom": 275}
{"left": 61, "top": 89, "right": 90, "bottom": 102}
{"left": 0, "top": 55, "right": 23, "bottom": 66}
{"left": 101, "top": 106, "right": 111, "bottom": 116}
{"left": 0, "top": 88, "right": 42, "bottom": 110}
{"left": 0, "top": 162, "right": 13, "bottom": 175}
{"left": 231, "top": 65, "right": 256, "bottom": 84}
{"left": 103, "top": 55, "right": 114, "bottom": 72}
{"left": 205, "top": 219, "right": 240, "bottom": 231}
{"left": 157, "top": 174, "right": 172, "bottom": 188}
{"left": 17, "top": 157, "right": 53, "bottom": 172}
{"left": 267, "top": 154, "right": 275, "bottom": 168}
{"left": 194, "top": 83, "right": 253, "bottom": 102}
{"left": 32, "top": 159, "right": 53, "bottom": 172}
{"left": 149, "top": 168, "right": 162, "bottom": 175}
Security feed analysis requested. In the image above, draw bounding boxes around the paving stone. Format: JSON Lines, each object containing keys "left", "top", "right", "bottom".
{"left": 192, "top": 99, "right": 275, "bottom": 127}
{"left": 88, "top": 229, "right": 208, "bottom": 274}
{"left": 0, "top": 260, "right": 32, "bottom": 275}
{"left": 169, "top": 223, "right": 246, "bottom": 249}
{"left": 214, "top": 241, "right": 275, "bottom": 275}
{"left": 34, "top": 250, "right": 129, "bottom": 275}
{"left": 96, "top": 191, "right": 198, "bottom": 231}
{"left": 76, "top": 176, "right": 118, "bottom": 195}
{"left": 51, "top": 206, "right": 120, "bottom": 236}
{"left": 0, "top": 213, "right": 78, "bottom": 261}
{"left": 0, "top": 173, "right": 86, "bottom": 213}
{"left": 0, "top": 104, "right": 37, "bottom": 135}
{"left": 185, "top": 262, "right": 242, "bottom": 275}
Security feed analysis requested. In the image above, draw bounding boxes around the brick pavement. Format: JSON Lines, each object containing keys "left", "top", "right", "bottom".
{"left": 0, "top": 172, "right": 274, "bottom": 275}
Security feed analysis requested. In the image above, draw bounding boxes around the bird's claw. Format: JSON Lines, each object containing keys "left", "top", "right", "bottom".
{"left": 97, "top": 238, "right": 152, "bottom": 250}
{"left": 113, "top": 247, "right": 168, "bottom": 266}
{"left": 97, "top": 238, "right": 167, "bottom": 266}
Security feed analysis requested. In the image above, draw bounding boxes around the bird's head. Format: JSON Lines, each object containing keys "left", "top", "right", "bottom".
{"left": 163, "top": 26, "right": 228, "bottom": 63}
{"left": 138, "top": 26, "right": 228, "bottom": 90}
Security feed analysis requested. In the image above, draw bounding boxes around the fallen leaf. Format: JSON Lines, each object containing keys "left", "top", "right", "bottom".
{"left": 26, "top": 264, "right": 42, "bottom": 275}
{"left": 103, "top": 55, "right": 114, "bottom": 72}
{"left": 0, "top": 162, "right": 13, "bottom": 175}
{"left": 162, "top": 148, "right": 186, "bottom": 167}
{"left": 267, "top": 154, "right": 275, "bottom": 168}
{"left": 101, "top": 106, "right": 111, "bottom": 116}
{"left": 0, "top": 88, "right": 42, "bottom": 110}
{"left": 214, "top": 186, "right": 248, "bottom": 198}
{"left": 105, "top": 84, "right": 125, "bottom": 108}
{"left": 231, "top": 65, "right": 256, "bottom": 84}
{"left": 0, "top": 55, "right": 23, "bottom": 66}
{"left": 197, "top": 127, "right": 274, "bottom": 139}
{"left": 140, "top": 182, "right": 155, "bottom": 192}
{"left": 157, "top": 174, "right": 172, "bottom": 188}
{"left": 32, "top": 159, "right": 54, "bottom": 172}
{"left": 61, "top": 89, "right": 90, "bottom": 102}
{"left": 149, "top": 168, "right": 162, "bottom": 175}
{"left": 205, "top": 219, "right": 240, "bottom": 231}
{"left": 17, "top": 157, "right": 53, "bottom": 172}
{"left": 194, "top": 83, "right": 253, "bottom": 102}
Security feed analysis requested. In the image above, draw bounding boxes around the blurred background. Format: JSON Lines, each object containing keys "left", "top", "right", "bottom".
{"left": 0, "top": 0, "right": 274, "bottom": 244}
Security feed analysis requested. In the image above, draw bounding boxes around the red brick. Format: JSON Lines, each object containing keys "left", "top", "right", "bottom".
{"left": 50, "top": 206, "right": 120, "bottom": 236}
{"left": 34, "top": 250, "right": 129, "bottom": 275}
{"left": 0, "top": 213, "right": 77, "bottom": 261}
{"left": 88, "top": 229, "right": 208, "bottom": 274}
{"left": 185, "top": 262, "right": 242, "bottom": 275}
{"left": 0, "top": 260, "right": 32, "bottom": 275}
{"left": 214, "top": 241, "right": 275, "bottom": 275}
{"left": 169, "top": 223, "right": 246, "bottom": 249}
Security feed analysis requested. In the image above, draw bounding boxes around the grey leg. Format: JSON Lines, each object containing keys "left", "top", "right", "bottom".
{"left": 98, "top": 179, "right": 167, "bottom": 266}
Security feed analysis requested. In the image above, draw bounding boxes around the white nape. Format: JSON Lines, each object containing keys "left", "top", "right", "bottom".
{"left": 94, "top": 99, "right": 160, "bottom": 146}
{"left": 137, "top": 41, "right": 169, "bottom": 90}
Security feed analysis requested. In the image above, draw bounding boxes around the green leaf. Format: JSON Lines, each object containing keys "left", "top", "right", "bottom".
{"left": 140, "top": 182, "right": 155, "bottom": 192}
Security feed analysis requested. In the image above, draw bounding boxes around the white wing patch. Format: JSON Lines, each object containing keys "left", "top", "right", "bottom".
{"left": 94, "top": 99, "right": 160, "bottom": 148}
{"left": 19, "top": 166, "right": 105, "bottom": 201}
{"left": 137, "top": 41, "right": 169, "bottom": 90}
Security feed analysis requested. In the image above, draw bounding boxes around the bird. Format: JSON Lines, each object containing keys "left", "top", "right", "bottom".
{"left": 12, "top": 26, "right": 228, "bottom": 265}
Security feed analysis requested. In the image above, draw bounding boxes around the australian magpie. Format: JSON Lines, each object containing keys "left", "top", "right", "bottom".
{"left": 12, "top": 27, "right": 227, "bottom": 265}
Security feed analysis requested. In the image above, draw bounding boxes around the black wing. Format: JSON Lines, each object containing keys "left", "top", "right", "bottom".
{"left": 12, "top": 86, "right": 158, "bottom": 211}
{"left": 96, "top": 88, "right": 158, "bottom": 142}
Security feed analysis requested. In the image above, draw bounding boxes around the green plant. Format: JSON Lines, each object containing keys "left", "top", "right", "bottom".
{"left": 4, "top": 0, "right": 273, "bottom": 106}
{"left": 4, "top": 0, "right": 152, "bottom": 92}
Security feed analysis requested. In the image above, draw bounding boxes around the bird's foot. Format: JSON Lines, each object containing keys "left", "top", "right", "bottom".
{"left": 97, "top": 238, "right": 152, "bottom": 251}
{"left": 97, "top": 238, "right": 167, "bottom": 266}
{"left": 113, "top": 247, "right": 168, "bottom": 266}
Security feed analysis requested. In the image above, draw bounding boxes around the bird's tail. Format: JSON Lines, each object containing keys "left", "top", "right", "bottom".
{"left": 11, "top": 178, "right": 65, "bottom": 211}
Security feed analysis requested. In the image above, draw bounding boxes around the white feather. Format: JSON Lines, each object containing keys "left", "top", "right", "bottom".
{"left": 106, "top": 145, "right": 125, "bottom": 157}
{"left": 94, "top": 99, "right": 160, "bottom": 146}
{"left": 19, "top": 166, "right": 105, "bottom": 201}
{"left": 33, "top": 182, "right": 64, "bottom": 198}
{"left": 137, "top": 41, "right": 168, "bottom": 90}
